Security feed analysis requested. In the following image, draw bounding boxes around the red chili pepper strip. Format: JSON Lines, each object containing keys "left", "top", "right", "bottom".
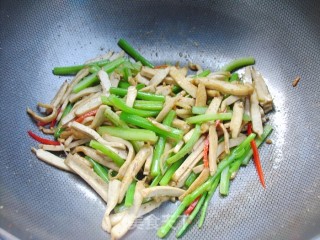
{"left": 28, "top": 130, "right": 61, "bottom": 145}
{"left": 75, "top": 109, "right": 98, "bottom": 123}
{"left": 184, "top": 196, "right": 200, "bottom": 215}
{"left": 154, "top": 64, "right": 168, "bottom": 69}
{"left": 37, "top": 121, "right": 50, "bottom": 127}
{"left": 215, "top": 120, "right": 220, "bottom": 127}
{"left": 203, "top": 137, "right": 209, "bottom": 168}
{"left": 247, "top": 123, "right": 266, "bottom": 188}
{"left": 50, "top": 108, "right": 61, "bottom": 128}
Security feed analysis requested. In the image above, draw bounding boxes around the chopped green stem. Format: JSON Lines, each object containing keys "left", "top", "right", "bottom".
{"left": 125, "top": 181, "right": 136, "bottom": 207}
{"left": 73, "top": 72, "right": 98, "bottom": 93}
{"left": 194, "top": 69, "right": 211, "bottom": 78}
{"left": 108, "top": 95, "right": 159, "bottom": 117}
{"left": 219, "top": 166, "right": 230, "bottom": 195}
{"left": 118, "top": 39, "right": 154, "bottom": 68}
{"left": 229, "top": 72, "right": 239, "bottom": 82}
{"left": 53, "top": 65, "right": 85, "bottom": 75}
{"left": 104, "top": 105, "right": 127, "bottom": 127}
{"left": 150, "top": 174, "right": 163, "bottom": 187}
{"left": 229, "top": 158, "right": 243, "bottom": 177}
{"left": 123, "top": 67, "right": 132, "bottom": 82}
{"left": 185, "top": 172, "right": 199, "bottom": 188}
{"left": 53, "top": 58, "right": 110, "bottom": 75}
{"left": 85, "top": 156, "right": 109, "bottom": 183}
{"left": 159, "top": 158, "right": 184, "bottom": 186}
{"left": 120, "top": 112, "right": 183, "bottom": 141}
{"left": 198, "top": 177, "right": 220, "bottom": 228}
{"left": 176, "top": 193, "right": 207, "bottom": 238}
{"left": 136, "top": 83, "right": 145, "bottom": 90}
{"left": 221, "top": 57, "right": 255, "bottom": 72}
{"left": 133, "top": 100, "right": 163, "bottom": 111}
{"left": 103, "top": 105, "right": 141, "bottom": 152}
{"left": 118, "top": 81, "right": 130, "bottom": 89}
{"left": 166, "top": 125, "right": 201, "bottom": 164}
{"left": 89, "top": 65, "right": 100, "bottom": 73}
{"left": 186, "top": 113, "right": 233, "bottom": 124}
{"left": 157, "top": 203, "right": 187, "bottom": 238}
{"left": 151, "top": 110, "right": 176, "bottom": 177}
{"left": 242, "top": 125, "right": 273, "bottom": 165}
{"left": 172, "top": 85, "right": 182, "bottom": 94}
{"left": 53, "top": 128, "right": 64, "bottom": 139}
{"left": 157, "top": 134, "right": 256, "bottom": 237}
{"left": 89, "top": 140, "right": 125, "bottom": 167}
{"left": 97, "top": 126, "right": 158, "bottom": 143}
{"left": 54, "top": 103, "right": 73, "bottom": 139}
{"left": 191, "top": 106, "right": 208, "bottom": 115}
{"left": 72, "top": 58, "right": 125, "bottom": 93}
{"left": 110, "top": 87, "right": 165, "bottom": 102}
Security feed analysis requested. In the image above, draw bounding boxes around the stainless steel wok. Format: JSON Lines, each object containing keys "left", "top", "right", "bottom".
{"left": 0, "top": 0, "right": 319, "bottom": 239}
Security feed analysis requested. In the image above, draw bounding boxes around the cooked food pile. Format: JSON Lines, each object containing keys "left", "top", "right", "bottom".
{"left": 27, "top": 39, "right": 273, "bottom": 239}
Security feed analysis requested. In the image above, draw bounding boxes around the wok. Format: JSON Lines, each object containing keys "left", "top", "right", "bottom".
{"left": 0, "top": 0, "right": 319, "bottom": 239}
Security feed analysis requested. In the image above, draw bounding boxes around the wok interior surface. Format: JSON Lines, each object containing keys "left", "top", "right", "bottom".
{"left": 1, "top": 0, "right": 319, "bottom": 239}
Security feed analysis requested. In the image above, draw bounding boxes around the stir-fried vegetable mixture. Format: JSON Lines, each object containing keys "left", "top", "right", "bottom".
{"left": 27, "top": 39, "right": 273, "bottom": 239}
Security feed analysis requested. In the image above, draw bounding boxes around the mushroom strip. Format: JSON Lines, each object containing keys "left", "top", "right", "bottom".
{"left": 65, "top": 154, "right": 109, "bottom": 202}
{"left": 251, "top": 67, "right": 273, "bottom": 113}
{"left": 32, "top": 148, "right": 71, "bottom": 172}
{"left": 250, "top": 89, "right": 263, "bottom": 137}
{"left": 148, "top": 68, "right": 170, "bottom": 86}
{"left": 195, "top": 78, "right": 254, "bottom": 96}
{"left": 39, "top": 144, "right": 65, "bottom": 152}
{"left": 141, "top": 186, "right": 185, "bottom": 198}
{"left": 111, "top": 181, "right": 144, "bottom": 240}
{"left": 50, "top": 81, "right": 69, "bottom": 110}
{"left": 175, "top": 152, "right": 203, "bottom": 188}
{"left": 110, "top": 198, "right": 168, "bottom": 226}
{"left": 179, "top": 168, "right": 209, "bottom": 201}
{"left": 218, "top": 122, "right": 230, "bottom": 154}
{"left": 172, "top": 140, "right": 205, "bottom": 182}
{"left": 73, "top": 146, "right": 120, "bottom": 171}
{"left": 172, "top": 118, "right": 190, "bottom": 133}
{"left": 90, "top": 105, "right": 107, "bottom": 129}
{"left": 125, "top": 86, "right": 138, "bottom": 108}
{"left": 195, "top": 134, "right": 247, "bottom": 173}
{"left": 220, "top": 95, "right": 240, "bottom": 112}
{"left": 195, "top": 83, "right": 207, "bottom": 107}
{"left": 118, "top": 146, "right": 151, "bottom": 203}
{"left": 57, "top": 68, "right": 90, "bottom": 120}
{"left": 208, "top": 125, "right": 218, "bottom": 175}
{"left": 75, "top": 96, "right": 102, "bottom": 116}
{"left": 230, "top": 102, "right": 244, "bottom": 138}
{"left": 143, "top": 147, "right": 153, "bottom": 176}
{"left": 170, "top": 67, "right": 198, "bottom": 98}
{"left": 27, "top": 103, "right": 58, "bottom": 123}
{"left": 135, "top": 73, "right": 150, "bottom": 85}
{"left": 102, "top": 179, "right": 122, "bottom": 232}
{"left": 155, "top": 96, "right": 178, "bottom": 122}
{"left": 69, "top": 85, "right": 102, "bottom": 103}
{"left": 69, "top": 122, "right": 126, "bottom": 150}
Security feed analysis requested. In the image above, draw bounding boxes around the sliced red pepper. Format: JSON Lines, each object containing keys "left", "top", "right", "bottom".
{"left": 50, "top": 108, "right": 61, "bottom": 128}
{"left": 28, "top": 130, "right": 61, "bottom": 145}
{"left": 203, "top": 136, "right": 209, "bottom": 168}
{"left": 75, "top": 109, "right": 98, "bottom": 123}
{"left": 37, "top": 121, "right": 50, "bottom": 127}
{"left": 184, "top": 196, "right": 200, "bottom": 215}
{"left": 154, "top": 64, "right": 168, "bottom": 69}
{"left": 215, "top": 120, "right": 220, "bottom": 127}
{"left": 247, "top": 123, "right": 266, "bottom": 188}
